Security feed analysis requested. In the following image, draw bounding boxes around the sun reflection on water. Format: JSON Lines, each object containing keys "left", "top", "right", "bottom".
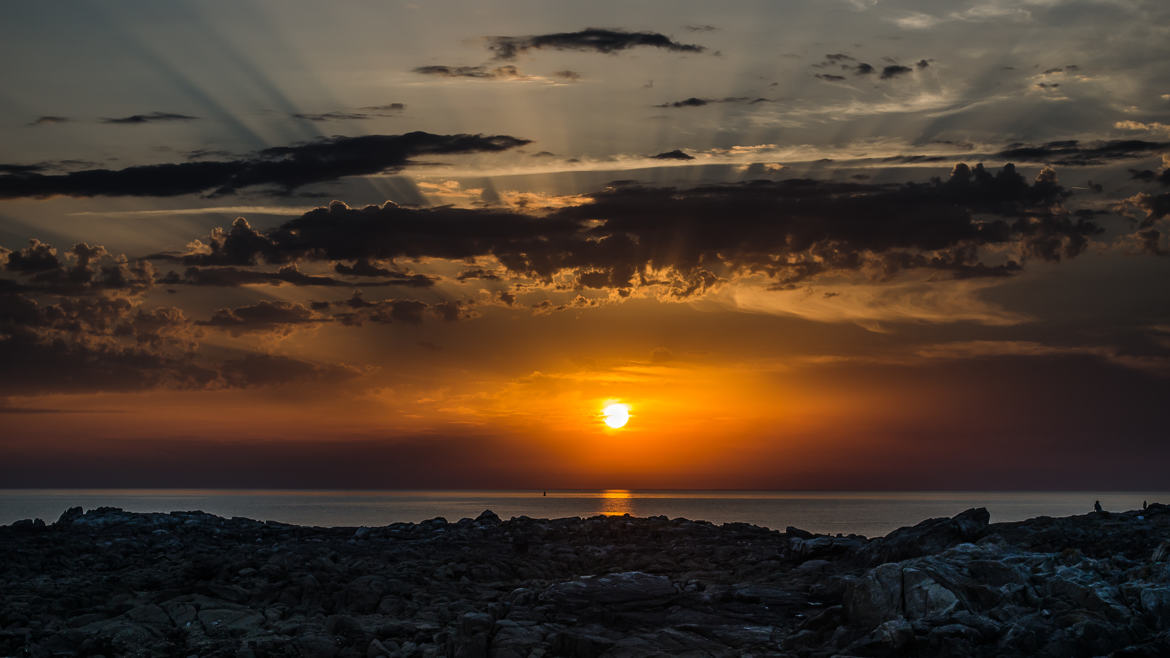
{"left": 598, "top": 489, "right": 633, "bottom": 516}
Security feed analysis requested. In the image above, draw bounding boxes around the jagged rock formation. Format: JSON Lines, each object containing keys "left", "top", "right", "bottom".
{"left": 2, "top": 504, "right": 1169, "bottom": 656}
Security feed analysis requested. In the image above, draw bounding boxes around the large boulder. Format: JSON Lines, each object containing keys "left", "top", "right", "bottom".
{"left": 540, "top": 571, "right": 677, "bottom": 609}
{"left": 861, "top": 508, "right": 990, "bottom": 565}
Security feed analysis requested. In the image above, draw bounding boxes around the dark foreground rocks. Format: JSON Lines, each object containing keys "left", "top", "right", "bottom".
{"left": 2, "top": 504, "right": 1170, "bottom": 657}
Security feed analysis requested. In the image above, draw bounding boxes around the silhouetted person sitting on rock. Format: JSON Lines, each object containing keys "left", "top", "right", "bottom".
{"left": 1094, "top": 500, "right": 1103, "bottom": 513}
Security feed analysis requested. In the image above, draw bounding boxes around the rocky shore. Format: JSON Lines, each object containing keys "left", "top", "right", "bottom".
{"left": 2, "top": 504, "right": 1169, "bottom": 657}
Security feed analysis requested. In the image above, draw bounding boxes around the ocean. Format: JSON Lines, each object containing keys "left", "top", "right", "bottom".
{"left": 0, "top": 490, "right": 1163, "bottom": 538}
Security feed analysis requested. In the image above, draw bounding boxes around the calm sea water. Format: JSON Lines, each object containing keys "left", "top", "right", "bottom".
{"left": 0, "top": 490, "right": 1164, "bottom": 538}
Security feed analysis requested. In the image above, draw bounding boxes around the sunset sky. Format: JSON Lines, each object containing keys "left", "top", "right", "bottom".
{"left": 3, "top": 0, "right": 1170, "bottom": 489}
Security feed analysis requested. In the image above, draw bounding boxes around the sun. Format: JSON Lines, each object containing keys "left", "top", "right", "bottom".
{"left": 601, "top": 403, "right": 630, "bottom": 429}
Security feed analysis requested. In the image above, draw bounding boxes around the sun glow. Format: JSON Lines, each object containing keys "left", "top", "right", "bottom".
{"left": 601, "top": 402, "right": 630, "bottom": 429}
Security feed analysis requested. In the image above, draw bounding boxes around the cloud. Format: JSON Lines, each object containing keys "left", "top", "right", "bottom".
{"left": 997, "top": 139, "right": 1170, "bottom": 166}
{"left": 101, "top": 112, "right": 199, "bottom": 124}
{"left": 1115, "top": 120, "right": 1170, "bottom": 137}
{"left": 1117, "top": 192, "right": 1170, "bottom": 228}
{"left": 486, "top": 28, "right": 705, "bottom": 60}
{"left": 457, "top": 267, "right": 501, "bottom": 281}
{"left": 203, "top": 300, "right": 321, "bottom": 334}
{"left": 0, "top": 292, "right": 222, "bottom": 396}
{"left": 291, "top": 112, "right": 373, "bottom": 122}
{"left": 880, "top": 65, "right": 913, "bottom": 79}
{"left": 655, "top": 96, "right": 769, "bottom": 108}
{"left": 360, "top": 103, "right": 406, "bottom": 112}
{"left": 812, "top": 54, "right": 926, "bottom": 81}
{"left": 650, "top": 149, "right": 694, "bottom": 160}
{"left": 318, "top": 292, "right": 468, "bottom": 326}
{"left": 334, "top": 258, "right": 415, "bottom": 279}
{"left": 413, "top": 64, "right": 532, "bottom": 80}
{"left": 29, "top": 116, "right": 69, "bottom": 126}
{"left": 6, "top": 239, "right": 60, "bottom": 273}
{"left": 157, "top": 164, "right": 1097, "bottom": 301}
{"left": 552, "top": 70, "right": 582, "bottom": 81}
{"left": 0, "top": 131, "right": 530, "bottom": 198}
{"left": 291, "top": 105, "right": 407, "bottom": 121}
{"left": 160, "top": 263, "right": 434, "bottom": 288}
{"left": 4, "top": 240, "right": 154, "bottom": 293}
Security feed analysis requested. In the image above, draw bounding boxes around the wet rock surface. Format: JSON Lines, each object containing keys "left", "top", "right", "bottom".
{"left": 2, "top": 504, "right": 1169, "bottom": 656}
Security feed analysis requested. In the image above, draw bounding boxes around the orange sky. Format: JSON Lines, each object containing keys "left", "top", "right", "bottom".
{"left": 2, "top": 2, "right": 1170, "bottom": 489}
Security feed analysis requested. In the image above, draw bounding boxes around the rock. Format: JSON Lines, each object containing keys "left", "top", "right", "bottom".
{"left": 845, "top": 562, "right": 904, "bottom": 627}
{"left": 540, "top": 571, "right": 677, "bottom": 608}
{"left": 1139, "top": 587, "right": 1170, "bottom": 625}
{"left": 3, "top": 503, "right": 1169, "bottom": 658}
{"left": 56, "top": 506, "right": 84, "bottom": 526}
{"left": 475, "top": 510, "right": 501, "bottom": 525}
{"left": 860, "top": 507, "right": 990, "bottom": 565}
{"left": 1153, "top": 541, "right": 1170, "bottom": 562}
{"left": 902, "top": 567, "right": 961, "bottom": 619}
{"left": 550, "top": 626, "right": 617, "bottom": 658}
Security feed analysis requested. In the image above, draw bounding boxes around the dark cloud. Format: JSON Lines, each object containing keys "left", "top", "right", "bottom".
{"left": 171, "top": 265, "right": 347, "bottom": 287}
{"left": 655, "top": 96, "right": 769, "bottom": 108}
{"left": 651, "top": 149, "right": 694, "bottom": 160}
{"left": 0, "top": 292, "right": 208, "bottom": 396}
{"left": 413, "top": 64, "right": 529, "bottom": 80}
{"left": 291, "top": 112, "right": 373, "bottom": 122}
{"left": 318, "top": 292, "right": 464, "bottom": 326}
{"left": 29, "top": 116, "right": 69, "bottom": 126}
{"left": 101, "top": 112, "right": 199, "bottom": 124}
{"left": 6, "top": 239, "right": 61, "bottom": 273}
{"left": 878, "top": 154, "right": 952, "bottom": 164}
{"left": 1138, "top": 229, "right": 1167, "bottom": 256}
{"left": 359, "top": 103, "right": 406, "bottom": 112}
{"left": 552, "top": 70, "right": 582, "bottom": 81}
{"left": 457, "top": 268, "right": 501, "bottom": 281}
{"left": 203, "top": 300, "right": 320, "bottom": 334}
{"left": 4, "top": 240, "right": 154, "bottom": 293}
{"left": 0, "top": 287, "right": 355, "bottom": 397}
{"left": 161, "top": 263, "right": 432, "bottom": 288}
{"left": 292, "top": 105, "right": 405, "bottom": 121}
{"left": 171, "top": 163, "right": 1099, "bottom": 297}
{"left": 1121, "top": 193, "right": 1170, "bottom": 228}
{"left": 813, "top": 55, "right": 923, "bottom": 80}
{"left": 334, "top": 259, "right": 402, "bottom": 278}
{"left": 0, "top": 131, "right": 530, "bottom": 198}
{"left": 177, "top": 201, "right": 578, "bottom": 271}
{"left": 1130, "top": 168, "right": 1170, "bottom": 185}
{"left": 684, "top": 25, "right": 717, "bottom": 32}
{"left": 186, "top": 148, "right": 234, "bottom": 161}
{"left": 0, "top": 164, "right": 44, "bottom": 175}
{"left": 997, "top": 140, "right": 1170, "bottom": 166}
{"left": 217, "top": 353, "right": 357, "bottom": 388}
{"left": 880, "top": 65, "right": 913, "bottom": 79}
{"left": 536, "top": 163, "right": 1095, "bottom": 287}
{"left": 486, "top": 28, "right": 705, "bottom": 60}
